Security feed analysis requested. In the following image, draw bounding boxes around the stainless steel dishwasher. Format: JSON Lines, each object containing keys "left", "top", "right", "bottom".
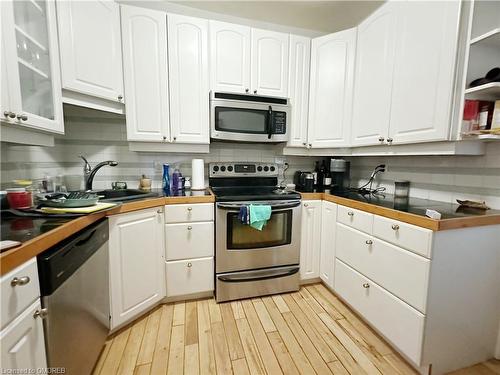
{"left": 37, "top": 218, "right": 109, "bottom": 375}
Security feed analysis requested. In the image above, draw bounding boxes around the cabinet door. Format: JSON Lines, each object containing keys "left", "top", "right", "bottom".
{"left": 320, "top": 201, "right": 337, "bottom": 289}
{"left": 287, "top": 35, "right": 311, "bottom": 148}
{"left": 1, "top": 0, "right": 63, "bottom": 133}
{"left": 388, "top": 1, "right": 460, "bottom": 145}
{"left": 209, "top": 20, "right": 251, "bottom": 94}
{"left": 168, "top": 14, "right": 209, "bottom": 144}
{"left": 121, "top": 5, "right": 169, "bottom": 142}
{"left": 351, "top": 2, "right": 397, "bottom": 146}
{"left": 251, "top": 28, "right": 289, "bottom": 97}
{"left": 109, "top": 208, "right": 165, "bottom": 329}
{"left": 56, "top": 1, "right": 124, "bottom": 102}
{"left": 308, "top": 28, "right": 356, "bottom": 148}
{"left": 300, "top": 200, "right": 322, "bottom": 280}
{"left": 1, "top": 301, "right": 47, "bottom": 371}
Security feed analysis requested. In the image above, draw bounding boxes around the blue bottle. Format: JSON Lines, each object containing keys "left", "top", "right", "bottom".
{"left": 162, "top": 164, "right": 171, "bottom": 195}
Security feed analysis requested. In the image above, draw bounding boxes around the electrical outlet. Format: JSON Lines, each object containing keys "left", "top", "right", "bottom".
{"left": 274, "top": 156, "right": 286, "bottom": 165}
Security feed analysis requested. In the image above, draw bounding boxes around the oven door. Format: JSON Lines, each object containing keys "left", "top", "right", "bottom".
{"left": 210, "top": 97, "right": 289, "bottom": 143}
{"left": 215, "top": 200, "right": 301, "bottom": 273}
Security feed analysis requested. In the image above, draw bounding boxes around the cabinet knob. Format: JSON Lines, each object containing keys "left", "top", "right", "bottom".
{"left": 304, "top": 203, "right": 308, "bottom": 207}
{"left": 253, "top": 90, "right": 257, "bottom": 94}
{"left": 16, "top": 113, "right": 28, "bottom": 121}
{"left": 33, "top": 308, "right": 48, "bottom": 319}
{"left": 365, "top": 239, "right": 373, "bottom": 245}
{"left": 391, "top": 224, "right": 400, "bottom": 231}
{"left": 118, "top": 94, "right": 123, "bottom": 101}
{"left": 308, "top": 143, "right": 312, "bottom": 148}
{"left": 187, "top": 262, "right": 192, "bottom": 268}
{"left": 173, "top": 137, "right": 177, "bottom": 141}
{"left": 4, "top": 111, "right": 16, "bottom": 119}
{"left": 162, "top": 136, "right": 167, "bottom": 141}
{"left": 157, "top": 209, "right": 163, "bottom": 214}
{"left": 245, "top": 88, "right": 249, "bottom": 93}
{"left": 11, "top": 276, "right": 30, "bottom": 287}
{"left": 187, "top": 207, "right": 192, "bottom": 211}
{"left": 347, "top": 211, "right": 354, "bottom": 217}
{"left": 387, "top": 138, "right": 393, "bottom": 144}
{"left": 302, "top": 142, "right": 306, "bottom": 146}
{"left": 187, "top": 226, "right": 192, "bottom": 230}
{"left": 362, "top": 283, "right": 370, "bottom": 289}
{"left": 378, "top": 136, "right": 385, "bottom": 142}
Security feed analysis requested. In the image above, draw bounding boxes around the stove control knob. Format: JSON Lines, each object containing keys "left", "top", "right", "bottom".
{"left": 257, "top": 166, "right": 263, "bottom": 172}
{"left": 264, "top": 166, "right": 269, "bottom": 172}
{"left": 213, "top": 165, "right": 219, "bottom": 172}
{"left": 227, "top": 165, "right": 233, "bottom": 172}
{"left": 220, "top": 166, "right": 226, "bottom": 172}
{"left": 270, "top": 166, "right": 275, "bottom": 172}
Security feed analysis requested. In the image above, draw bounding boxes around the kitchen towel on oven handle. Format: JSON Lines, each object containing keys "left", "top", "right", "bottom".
{"left": 249, "top": 204, "right": 272, "bottom": 231}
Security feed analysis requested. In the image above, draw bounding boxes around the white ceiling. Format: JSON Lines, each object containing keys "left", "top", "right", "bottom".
{"left": 171, "top": 1, "right": 384, "bottom": 33}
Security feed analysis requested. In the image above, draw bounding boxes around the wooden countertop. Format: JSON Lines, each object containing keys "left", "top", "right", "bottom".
{"left": 0, "top": 192, "right": 215, "bottom": 276}
{"left": 301, "top": 192, "right": 500, "bottom": 231}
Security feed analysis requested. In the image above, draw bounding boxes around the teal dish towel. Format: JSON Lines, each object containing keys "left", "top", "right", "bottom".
{"left": 249, "top": 204, "right": 272, "bottom": 231}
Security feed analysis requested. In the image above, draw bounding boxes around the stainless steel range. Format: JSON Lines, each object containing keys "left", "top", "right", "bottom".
{"left": 210, "top": 162, "right": 301, "bottom": 302}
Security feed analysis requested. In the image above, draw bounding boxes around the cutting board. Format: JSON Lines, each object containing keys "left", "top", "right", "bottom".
{"left": 41, "top": 202, "right": 117, "bottom": 214}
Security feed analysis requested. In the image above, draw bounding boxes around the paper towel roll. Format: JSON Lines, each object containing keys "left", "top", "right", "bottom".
{"left": 191, "top": 159, "right": 205, "bottom": 190}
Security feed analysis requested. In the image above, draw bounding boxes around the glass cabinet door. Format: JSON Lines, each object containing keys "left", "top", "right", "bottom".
{"left": 2, "top": 0, "right": 63, "bottom": 133}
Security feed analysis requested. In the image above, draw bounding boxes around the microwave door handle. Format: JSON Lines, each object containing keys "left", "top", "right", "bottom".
{"left": 267, "top": 105, "right": 273, "bottom": 139}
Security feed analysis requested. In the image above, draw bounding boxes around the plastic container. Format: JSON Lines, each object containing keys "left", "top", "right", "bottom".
{"left": 162, "top": 164, "right": 171, "bottom": 195}
{"left": 6, "top": 188, "right": 32, "bottom": 209}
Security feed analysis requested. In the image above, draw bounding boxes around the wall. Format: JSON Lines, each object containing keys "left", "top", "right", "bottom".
{"left": 347, "top": 142, "right": 500, "bottom": 209}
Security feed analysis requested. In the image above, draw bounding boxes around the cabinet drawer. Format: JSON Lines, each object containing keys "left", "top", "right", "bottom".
{"left": 1, "top": 258, "right": 40, "bottom": 330}
{"left": 165, "top": 222, "right": 214, "bottom": 260}
{"left": 166, "top": 257, "right": 214, "bottom": 297}
{"left": 334, "top": 259, "right": 425, "bottom": 365}
{"left": 373, "top": 215, "right": 432, "bottom": 258}
{"left": 337, "top": 205, "right": 373, "bottom": 234}
{"left": 336, "top": 223, "right": 430, "bottom": 312}
{"left": 164, "top": 203, "right": 213, "bottom": 223}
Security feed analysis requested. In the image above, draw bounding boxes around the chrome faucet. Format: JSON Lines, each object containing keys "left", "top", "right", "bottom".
{"left": 79, "top": 155, "right": 118, "bottom": 191}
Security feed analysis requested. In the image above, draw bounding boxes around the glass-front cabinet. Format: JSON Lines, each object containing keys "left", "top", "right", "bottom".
{"left": 1, "top": 0, "right": 63, "bottom": 133}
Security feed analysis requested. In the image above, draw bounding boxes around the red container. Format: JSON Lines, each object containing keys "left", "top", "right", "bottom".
{"left": 6, "top": 188, "right": 32, "bottom": 209}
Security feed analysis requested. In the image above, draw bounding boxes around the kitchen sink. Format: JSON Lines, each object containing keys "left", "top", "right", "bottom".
{"left": 95, "top": 189, "right": 159, "bottom": 202}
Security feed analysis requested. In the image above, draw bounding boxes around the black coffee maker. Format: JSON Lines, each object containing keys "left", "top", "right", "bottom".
{"left": 330, "top": 159, "right": 350, "bottom": 192}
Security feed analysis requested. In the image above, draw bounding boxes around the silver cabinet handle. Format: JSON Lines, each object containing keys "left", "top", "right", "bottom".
{"left": 187, "top": 226, "right": 192, "bottom": 230}
{"left": 365, "top": 240, "right": 373, "bottom": 245}
{"left": 387, "top": 138, "right": 393, "bottom": 144}
{"left": 362, "top": 283, "right": 370, "bottom": 289}
{"left": 245, "top": 88, "right": 249, "bottom": 93}
{"left": 11, "top": 276, "right": 30, "bottom": 286}
{"left": 347, "top": 211, "right": 354, "bottom": 216}
{"left": 391, "top": 224, "right": 400, "bottom": 231}
{"left": 187, "top": 207, "right": 192, "bottom": 211}
{"left": 4, "top": 111, "right": 16, "bottom": 119}
{"left": 187, "top": 262, "right": 192, "bottom": 268}
{"left": 33, "top": 308, "right": 48, "bottom": 319}
{"left": 378, "top": 136, "right": 385, "bottom": 142}
{"left": 118, "top": 95, "right": 123, "bottom": 101}
{"left": 16, "top": 114, "right": 28, "bottom": 121}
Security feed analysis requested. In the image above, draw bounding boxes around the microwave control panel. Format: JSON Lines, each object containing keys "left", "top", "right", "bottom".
{"left": 272, "top": 112, "right": 286, "bottom": 134}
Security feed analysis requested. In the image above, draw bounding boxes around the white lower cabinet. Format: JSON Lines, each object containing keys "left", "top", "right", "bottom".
{"left": 109, "top": 207, "right": 166, "bottom": 329}
{"left": 335, "top": 259, "right": 425, "bottom": 365}
{"left": 319, "top": 201, "right": 337, "bottom": 289}
{"left": 166, "top": 257, "right": 214, "bottom": 297}
{"left": 1, "top": 300, "right": 47, "bottom": 371}
{"left": 300, "top": 200, "right": 322, "bottom": 280}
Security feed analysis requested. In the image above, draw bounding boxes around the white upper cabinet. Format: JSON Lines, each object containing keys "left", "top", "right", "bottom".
{"left": 1, "top": 0, "right": 63, "bottom": 134}
{"left": 251, "top": 28, "right": 289, "bottom": 97}
{"left": 121, "top": 5, "right": 169, "bottom": 142}
{"left": 56, "top": 1, "right": 124, "bottom": 103}
{"left": 388, "top": 1, "right": 461, "bottom": 145}
{"left": 168, "top": 14, "right": 210, "bottom": 144}
{"left": 351, "top": 1, "right": 397, "bottom": 146}
{"left": 209, "top": 21, "right": 251, "bottom": 94}
{"left": 308, "top": 28, "right": 356, "bottom": 148}
{"left": 287, "top": 35, "right": 311, "bottom": 148}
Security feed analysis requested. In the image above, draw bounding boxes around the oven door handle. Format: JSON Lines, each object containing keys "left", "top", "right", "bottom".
{"left": 216, "top": 200, "right": 301, "bottom": 210}
{"left": 217, "top": 267, "right": 299, "bottom": 283}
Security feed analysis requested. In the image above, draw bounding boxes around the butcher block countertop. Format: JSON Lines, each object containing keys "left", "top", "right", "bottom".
{"left": 300, "top": 191, "right": 500, "bottom": 231}
{"left": 0, "top": 191, "right": 215, "bottom": 276}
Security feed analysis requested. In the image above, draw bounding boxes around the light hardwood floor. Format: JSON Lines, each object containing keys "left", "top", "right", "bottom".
{"left": 93, "top": 284, "right": 500, "bottom": 375}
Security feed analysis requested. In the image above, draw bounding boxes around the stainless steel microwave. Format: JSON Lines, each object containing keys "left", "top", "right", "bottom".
{"left": 210, "top": 92, "right": 290, "bottom": 143}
